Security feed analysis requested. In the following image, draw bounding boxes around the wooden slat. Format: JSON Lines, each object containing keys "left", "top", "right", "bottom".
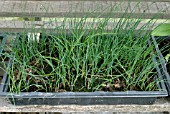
{"left": 0, "top": 20, "right": 166, "bottom": 32}
{"left": 0, "top": 0, "right": 169, "bottom": 2}
{"left": 0, "top": 1, "right": 168, "bottom": 19}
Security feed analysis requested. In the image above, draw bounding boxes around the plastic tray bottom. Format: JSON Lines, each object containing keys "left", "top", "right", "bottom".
{"left": 9, "top": 97, "right": 156, "bottom": 105}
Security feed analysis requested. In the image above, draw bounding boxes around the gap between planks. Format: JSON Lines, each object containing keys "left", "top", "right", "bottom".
{"left": 0, "top": 20, "right": 167, "bottom": 32}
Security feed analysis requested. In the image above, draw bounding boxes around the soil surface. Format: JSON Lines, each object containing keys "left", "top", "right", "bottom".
{"left": 157, "top": 36, "right": 170, "bottom": 74}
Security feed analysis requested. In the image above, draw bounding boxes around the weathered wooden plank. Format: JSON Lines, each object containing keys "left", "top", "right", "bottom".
{"left": 0, "top": 112, "right": 168, "bottom": 114}
{"left": 0, "top": 0, "right": 169, "bottom": 2}
{"left": 0, "top": 1, "right": 168, "bottom": 19}
{"left": 0, "top": 20, "right": 165, "bottom": 32}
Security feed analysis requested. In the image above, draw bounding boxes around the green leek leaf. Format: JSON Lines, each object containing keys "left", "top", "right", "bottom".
{"left": 151, "top": 24, "right": 170, "bottom": 36}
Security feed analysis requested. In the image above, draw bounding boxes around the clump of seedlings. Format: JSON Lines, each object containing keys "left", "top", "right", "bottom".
{"left": 4, "top": 18, "right": 163, "bottom": 93}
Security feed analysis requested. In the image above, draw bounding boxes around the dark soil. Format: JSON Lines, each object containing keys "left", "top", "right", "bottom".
{"left": 0, "top": 76, "right": 2, "bottom": 83}
{"left": 157, "top": 36, "right": 170, "bottom": 74}
{"left": 0, "top": 53, "right": 9, "bottom": 61}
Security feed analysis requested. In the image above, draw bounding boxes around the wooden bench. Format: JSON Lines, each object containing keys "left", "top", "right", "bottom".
{"left": 0, "top": 0, "right": 169, "bottom": 32}
{"left": 0, "top": 0, "right": 170, "bottom": 112}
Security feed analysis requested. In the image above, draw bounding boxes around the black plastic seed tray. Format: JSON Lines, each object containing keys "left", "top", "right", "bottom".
{"left": 0, "top": 71, "right": 168, "bottom": 105}
{"left": 0, "top": 37, "right": 168, "bottom": 105}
